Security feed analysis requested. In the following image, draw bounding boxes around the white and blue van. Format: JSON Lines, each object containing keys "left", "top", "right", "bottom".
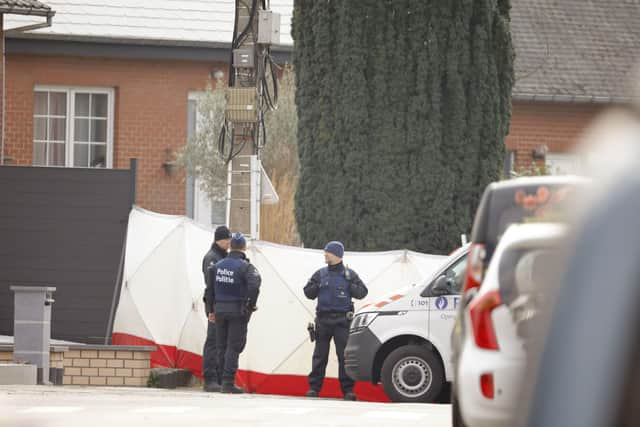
{"left": 344, "top": 245, "right": 469, "bottom": 403}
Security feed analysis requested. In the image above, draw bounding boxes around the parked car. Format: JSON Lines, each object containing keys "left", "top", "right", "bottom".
{"left": 451, "top": 176, "right": 586, "bottom": 371}
{"left": 520, "top": 110, "right": 640, "bottom": 427}
{"left": 461, "top": 175, "right": 585, "bottom": 295}
{"left": 344, "top": 245, "right": 469, "bottom": 403}
{"left": 452, "top": 223, "right": 565, "bottom": 427}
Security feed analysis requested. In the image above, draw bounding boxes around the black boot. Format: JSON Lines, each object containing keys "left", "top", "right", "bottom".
{"left": 221, "top": 383, "right": 244, "bottom": 394}
{"left": 203, "top": 381, "right": 221, "bottom": 392}
{"left": 343, "top": 391, "right": 356, "bottom": 401}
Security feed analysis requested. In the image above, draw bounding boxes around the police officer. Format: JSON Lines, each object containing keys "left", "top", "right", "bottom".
{"left": 304, "top": 241, "right": 368, "bottom": 401}
{"left": 207, "top": 232, "right": 261, "bottom": 394}
{"left": 202, "top": 225, "right": 232, "bottom": 392}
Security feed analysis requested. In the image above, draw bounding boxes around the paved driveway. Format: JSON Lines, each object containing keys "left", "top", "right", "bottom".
{"left": 1, "top": 386, "right": 452, "bottom": 427}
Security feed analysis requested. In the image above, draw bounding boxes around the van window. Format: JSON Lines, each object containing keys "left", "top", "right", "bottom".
{"left": 447, "top": 257, "right": 468, "bottom": 294}
{"left": 421, "top": 253, "right": 468, "bottom": 297}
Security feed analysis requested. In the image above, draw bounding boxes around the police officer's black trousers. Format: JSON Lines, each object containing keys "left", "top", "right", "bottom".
{"left": 308, "top": 314, "right": 355, "bottom": 394}
{"left": 202, "top": 319, "right": 219, "bottom": 384}
{"left": 216, "top": 313, "right": 248, "bottom": 385}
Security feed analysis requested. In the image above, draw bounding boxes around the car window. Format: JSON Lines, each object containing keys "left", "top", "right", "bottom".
{"left": 472, "top": 182, "right": 581, "bottom": 260}
{"left": 498, "top": 247, "right": 560, "bottom": 305}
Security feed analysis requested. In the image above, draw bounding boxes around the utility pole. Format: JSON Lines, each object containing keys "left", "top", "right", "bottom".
{"left": 223, "top": 0, "right": 280, "bottom": 239}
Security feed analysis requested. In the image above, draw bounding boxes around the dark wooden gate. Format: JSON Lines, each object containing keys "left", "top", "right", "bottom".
{"left": 0, "top": 161, "right": 136, "bottom": 344}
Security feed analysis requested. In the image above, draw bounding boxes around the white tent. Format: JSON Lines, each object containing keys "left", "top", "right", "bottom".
{"left": 113, "top": 207, "right": 446, "bottom": 400}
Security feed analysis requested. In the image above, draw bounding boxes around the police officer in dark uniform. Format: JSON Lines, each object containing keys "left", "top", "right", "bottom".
{"left": 207, "top": 232, "right": 261, "bottom": 394}
{"left": 304, "top": 241, "right": 368, "bottom": 401}
{"left": 202, "top": 225, "right": 231, "bottom": 392}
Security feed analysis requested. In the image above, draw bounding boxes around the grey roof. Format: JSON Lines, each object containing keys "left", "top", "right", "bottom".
{"left": 511, "top": 0, "right": 640, "bottom": 103}
{"left": 4, "top": 0, "right": 639, "bottom": 103}
{"left": 0, "top": 0, "right": 53, "bottom": 17}
{"left": 4, "top": 0, "right": 292, "bottom": 47}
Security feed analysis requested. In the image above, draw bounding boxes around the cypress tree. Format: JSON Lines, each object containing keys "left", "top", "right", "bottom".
{"left": 330, "top": 0, "right": 370, "bottom": 248}
{"left": 292, "top": 0, "right": 514, "bottom": 253}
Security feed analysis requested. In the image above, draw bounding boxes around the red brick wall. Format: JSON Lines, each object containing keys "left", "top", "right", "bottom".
{"left": 3, "top": 53, "right": 226, "bottom": 214}
{"left": 3, "top": 54, "right": 608, "bottom": 214}
{"left": 506, "top": 101, "right": 604, "bottom": 168}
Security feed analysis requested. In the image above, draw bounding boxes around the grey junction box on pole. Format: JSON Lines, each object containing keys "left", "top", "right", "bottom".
{"left": 11, "top": 286, "right": 56, "bottom": 384}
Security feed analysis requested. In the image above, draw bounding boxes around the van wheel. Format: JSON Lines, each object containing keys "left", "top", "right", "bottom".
{"left": 381, "top": 345, "right": 444, "bottom": 403}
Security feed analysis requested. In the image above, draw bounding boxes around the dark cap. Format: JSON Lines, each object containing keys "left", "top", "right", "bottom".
{"left": 324, "top": 241, "right": 344, "bottom": 258}
{"left": 214, "top": 225, "right": 232, "bottom": 242}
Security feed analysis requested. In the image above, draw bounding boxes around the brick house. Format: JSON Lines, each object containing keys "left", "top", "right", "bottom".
{"left": 508, "top": 0, "right": 639, "bottom": 173}
{"left": 0, "top": 0, "right": 292, "bottom": 229}
{"left": 0, "top": 0, "right": 637, "bottom": 225}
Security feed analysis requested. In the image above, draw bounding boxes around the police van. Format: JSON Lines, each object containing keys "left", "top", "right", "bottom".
{"left": 344, "top": 244, "right": 469, "bottom": 403}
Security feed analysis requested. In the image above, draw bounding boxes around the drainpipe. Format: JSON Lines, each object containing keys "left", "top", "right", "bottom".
{"left": 1, "top": 14, "right": 53, "bottom": 165}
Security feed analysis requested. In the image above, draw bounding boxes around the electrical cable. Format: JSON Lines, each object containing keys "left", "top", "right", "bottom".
{"left": 222, "top": 0, "right": 278, "bottom": 161}
{"left": 259, "top": 116, "right": 267, "bottom": 150}
{"left": 233, "top": 0, "right": 258, "bottom": 49}
{"left": 269, "top": 55, "right": 279, "bottom": 105}
{"left": 223, "top": 0, "right": 258, "bottom": 159}
{"left": 218, "top": 120, "right": 227, "bottom": 158}
{"left": 228, "top": 131, "right": 249, "bottom": 163}
{"left": 228, "top": 1, "right": 240, "bottom": 86}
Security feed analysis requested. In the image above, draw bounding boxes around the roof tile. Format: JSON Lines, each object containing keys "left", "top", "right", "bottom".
{"left": 4, "top": 0, "right": 638, "bottom": 102}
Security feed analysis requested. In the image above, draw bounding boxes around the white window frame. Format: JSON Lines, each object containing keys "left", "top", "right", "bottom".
{"left": 545, "top": 152, "right": 582, "bottom": 175}
{"left": 33, "top": 85, "right": 115, "bottom": 168}
{"left": 188, "top": 91, "right": 227, "bottom": 229}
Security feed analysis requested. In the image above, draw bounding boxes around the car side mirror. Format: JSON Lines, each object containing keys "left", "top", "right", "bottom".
{"left": 432, "top": 275, "right": 450, "bottom": 296}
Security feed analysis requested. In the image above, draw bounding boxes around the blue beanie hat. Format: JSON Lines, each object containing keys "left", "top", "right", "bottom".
{"left": 324, "top": 241, "right": 344, "bottom": 258}
{"left": 231, "top": 232, "right": 246, "bottom": 249}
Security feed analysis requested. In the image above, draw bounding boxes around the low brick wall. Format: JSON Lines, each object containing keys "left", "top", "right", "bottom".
{"left": 62, "top": 346, "right": 155, "bottom": 386}
{"left": 1, "top": 345, "right": 67, "bottom": 368}
{"left": 51, "top": 350, "right": 65, "bottom": 370}
{"left": 0, "top": 344, "right": 155, "bottom": 387}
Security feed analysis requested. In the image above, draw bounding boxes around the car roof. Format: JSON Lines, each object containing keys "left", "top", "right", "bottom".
{"left": 486, "top": 175, "right": 588, "bottom": 190}
{"left": 498, "top": 223, "right": 567, "bottom": 248}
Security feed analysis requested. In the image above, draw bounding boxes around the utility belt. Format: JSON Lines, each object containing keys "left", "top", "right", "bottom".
{"left": 316, "top": 311, "right": 354, "bottom": 320}
{"left": 308, "top": 311, "right": 354, "bottom": 342}
{"left": 215, "top": 299, "right": 257, "bottom": 317}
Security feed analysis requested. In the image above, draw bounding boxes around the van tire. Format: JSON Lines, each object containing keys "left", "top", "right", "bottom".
{"left": 381, "top": 345, "right": 444, "bottom": 403}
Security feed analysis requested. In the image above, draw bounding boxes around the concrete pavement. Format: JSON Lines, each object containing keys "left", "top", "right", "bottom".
{"left": 0, "top": 385, "right": 452, "bottom": 427}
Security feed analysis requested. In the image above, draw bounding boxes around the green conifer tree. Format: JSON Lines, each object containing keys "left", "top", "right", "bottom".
{"left": 292, "top": 0, "right": 514, "bottom": 253}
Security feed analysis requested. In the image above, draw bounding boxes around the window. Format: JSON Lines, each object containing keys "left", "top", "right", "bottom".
{"left": 187, "top": 93, "right": 227, "bottom": 228}
{"left": 546, "top": 153, "right": 581, "bottom": 175}
{"left": 33, "top": 87, "right": 114, "bottom": 168}
{"left": 446, "top": 256, "right": 469, "bottom": 294}
{"left": 422, "top": 254, "right": 468, "bottom": 297}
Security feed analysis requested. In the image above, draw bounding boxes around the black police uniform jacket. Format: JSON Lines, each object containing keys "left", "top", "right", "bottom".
{"left": 207, "top": 251, "right": 261, "bottom": 315}
{"left": 303, "top": 262, "right": 368, "bottom": 313}
{"left": 202, "top": 243, "right": 227, "bottom": 314}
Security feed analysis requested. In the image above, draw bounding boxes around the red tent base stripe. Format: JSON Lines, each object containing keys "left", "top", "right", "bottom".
{"left": 112, "top": 332, "right": 177, "bottom": 370}
{"left": 236, "top": 370, "right": 391, "bottom": 402}
{"left": 111, "top": 332, "right": 390, "bottom": 402}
